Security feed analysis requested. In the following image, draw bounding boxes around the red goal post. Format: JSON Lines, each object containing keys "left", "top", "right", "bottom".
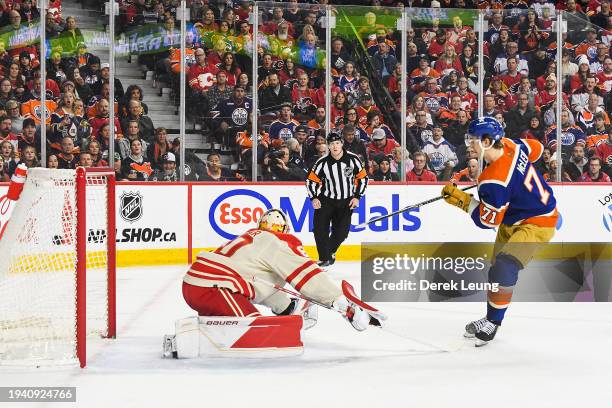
{"left": 76, "top": 167, "right": 116, "bottom": 368}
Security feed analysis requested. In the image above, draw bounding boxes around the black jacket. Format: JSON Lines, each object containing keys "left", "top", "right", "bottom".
{"left": 259, "top": 86, "right": 292, "bottom": 114}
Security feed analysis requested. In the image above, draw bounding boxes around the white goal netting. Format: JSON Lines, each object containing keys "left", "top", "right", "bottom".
{"left": 0, "top": 168, "right": 112, "bottom": 366}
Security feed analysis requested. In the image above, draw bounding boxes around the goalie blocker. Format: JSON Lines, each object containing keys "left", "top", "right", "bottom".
{"left": 163, "top": 209, "right": 386, "bottom": 359}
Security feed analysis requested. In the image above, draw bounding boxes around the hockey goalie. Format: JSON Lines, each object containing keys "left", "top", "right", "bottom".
{"left": 163, "top": 209, "right": 386, "bottom": 358}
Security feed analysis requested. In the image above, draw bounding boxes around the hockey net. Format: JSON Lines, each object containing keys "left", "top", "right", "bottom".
{"left": 0, "top": 168, "right": 115, "bottom": 367}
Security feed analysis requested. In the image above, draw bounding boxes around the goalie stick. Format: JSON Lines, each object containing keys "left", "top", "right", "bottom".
{"left": 355, "top": 184, "right": 477, "bottom": 228}
{"left": 254, "top": 277, "right": 460, "bottom": 353}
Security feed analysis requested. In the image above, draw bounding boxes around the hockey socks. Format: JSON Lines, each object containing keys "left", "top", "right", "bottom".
{"left": 486, "top": 254, "right": 521, "bottom": 323}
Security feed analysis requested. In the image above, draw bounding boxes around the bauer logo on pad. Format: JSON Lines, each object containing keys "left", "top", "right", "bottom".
{"left": 120, "top": 192, "right": 143, "bottom": 222}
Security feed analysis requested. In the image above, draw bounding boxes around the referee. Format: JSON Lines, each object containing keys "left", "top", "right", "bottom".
{"left": 306, "top": 132, "right": 368, "bottom": 267}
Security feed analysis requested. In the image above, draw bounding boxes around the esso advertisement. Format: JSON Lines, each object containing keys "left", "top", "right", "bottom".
{"left": 115, "top": 184, "right": 188, "bottom": 250}
{"left": 193, "top": 185, "right": 492, "bottom": 249}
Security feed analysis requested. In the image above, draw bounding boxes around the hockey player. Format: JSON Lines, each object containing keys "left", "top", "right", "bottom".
{"left": 442, "top": 117, "right": 558, "bottom": 346}
{"left": 166, "top": 209, "right": 385, "bottom": 357}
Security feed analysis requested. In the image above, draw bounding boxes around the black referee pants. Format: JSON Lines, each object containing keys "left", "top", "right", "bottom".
{"left": 313, "top": 197, "right": 353, "bottom": 262}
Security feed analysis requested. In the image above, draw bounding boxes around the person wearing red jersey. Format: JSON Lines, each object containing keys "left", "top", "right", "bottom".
{"left": 434, "top": 44, "right": 463, "bottom": 77}
{"left": 406, "top": 151, "right": 437, "bottom": 182}
{"left": 498, "top": 56, "right": 522, "bottom": 91}
{"left": 187, "top": 48, "right": 219, "bottom": 94}
{"left": 578, "top": 156, "right": 611, "bottom": 182}
{"left": 595, "top": 128, "right": 612, "bottom": 172}
{"left": 367, "top": 129, "right": 399, "bottom": 159}
{"left": 454, "top": 76, "right": 478, "bottom": 113}
{"left": 89, "top": 98, "right": 123, "bottom": 139}
{"left": 596, "top": 56, "right": 612, "bottom": 92}
{"left": 534, "top": 74, "right": 569, "bottom": 112}
{"left": 164, "top": 209, "right": 385, "bottom": 357}
{"left": 428, "top": 29, "right": 449, "bottom": 60}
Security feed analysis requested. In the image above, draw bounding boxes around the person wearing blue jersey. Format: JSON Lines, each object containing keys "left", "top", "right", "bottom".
{"left": 442, "top": 117, "right": 558, "bottom": 346}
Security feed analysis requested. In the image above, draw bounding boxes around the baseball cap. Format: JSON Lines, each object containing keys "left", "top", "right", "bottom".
{"left": 326, "top": 131, "right": 343, "bottom": 143}
{"left": 295, "top": 125, "right": 308, "bottom": 134}
{"left": 361, "top": 93, "right": 372, "bottom": 100}
{"left": 371, "top": 128, "right": 386, "bottom": 140}
{"left": 546, "top": 73, "right": 556, "bottom": 81}
{"left": 377, "top": 155, "right": 391, "bottom": 164}
{"left": 163, "top": 152, "right": 176, "bottom": 162}
{"left": 101, "top": 63, "right": 110, "bottom": 70}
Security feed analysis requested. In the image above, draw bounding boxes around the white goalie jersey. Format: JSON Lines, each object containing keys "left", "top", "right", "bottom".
{"left": 184, "top": 229, "right": 341, "bottom": 313}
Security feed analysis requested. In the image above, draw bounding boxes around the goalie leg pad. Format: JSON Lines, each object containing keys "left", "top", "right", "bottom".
{"left": 172, "top": 315, "right": 304, "bottom": 358}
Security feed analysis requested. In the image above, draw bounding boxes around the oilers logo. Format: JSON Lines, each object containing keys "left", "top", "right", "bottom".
{"left": 278, "top": 127, "right": 293, "bottom": 140}
{"left": 424, "top": 97, "right": 441, "bottom": 113}
{"left": 232, "top": 108, "right": 248, "bottom": 126}
{"left": 428, "top": 152, "right": 445, "bottom": 169}
{"left": 33, "top": 104, "right": 52, "bottom": 121}
{"left": 561, "top": 131, "right": 576, "bottom": 146}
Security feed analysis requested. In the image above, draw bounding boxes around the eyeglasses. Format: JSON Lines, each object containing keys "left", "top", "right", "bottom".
{"left": 348, "top": 112, "right": 357, "bottom": 115}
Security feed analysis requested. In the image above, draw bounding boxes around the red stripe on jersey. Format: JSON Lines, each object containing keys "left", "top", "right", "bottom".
{"left": 193, "top": 257, "right": 255, "bottom": 298}
{"left": 286, "top": 261, "right": 315, "bottom": 284}
{"left": 186, "top": 271, "right": 243, "bottom": 294}
{"left": 295, "top": 269, "right": 322, "bottom": 291}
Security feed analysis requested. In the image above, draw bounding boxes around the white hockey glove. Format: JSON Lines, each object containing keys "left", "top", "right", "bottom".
{"left": 332, "top": 281, "right": 387, "bottom": 331}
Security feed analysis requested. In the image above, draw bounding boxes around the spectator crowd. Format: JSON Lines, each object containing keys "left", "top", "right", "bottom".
{"left": 0, "top": 0, "right": 610, "bottom": 183}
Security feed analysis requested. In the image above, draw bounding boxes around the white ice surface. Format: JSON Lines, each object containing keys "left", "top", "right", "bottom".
{"left": 1, "top": 262, "right": 610, "bottom": 408}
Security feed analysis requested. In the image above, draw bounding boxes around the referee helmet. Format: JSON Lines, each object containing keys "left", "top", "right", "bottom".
{"left": 326, "top": 131, "right": 343, "bottom": 143}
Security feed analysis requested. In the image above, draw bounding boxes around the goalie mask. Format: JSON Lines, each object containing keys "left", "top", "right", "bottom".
{"left": 258, "top": 209, "right": 290, "bottom": 233}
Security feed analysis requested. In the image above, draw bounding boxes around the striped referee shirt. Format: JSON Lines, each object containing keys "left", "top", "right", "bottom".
{"left": 306, "top": 151, "right": 368, "bottom": 200}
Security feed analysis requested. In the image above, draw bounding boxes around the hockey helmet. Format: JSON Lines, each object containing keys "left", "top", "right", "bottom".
{"left": 465, "top": 116, "right": 504, "bottom": 147}
{"left": 258, "top": 209, "right": 290, "bottom": 233}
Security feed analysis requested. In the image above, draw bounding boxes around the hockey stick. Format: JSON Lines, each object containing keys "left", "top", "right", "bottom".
{"left": 252, "top": 276, "right": 336, "bottom": 311}
{"left": 355, "top": 184, "right": 477, "bottom": 228}
{"left": 253, "top": 277, "right": 458, "bottom": 353}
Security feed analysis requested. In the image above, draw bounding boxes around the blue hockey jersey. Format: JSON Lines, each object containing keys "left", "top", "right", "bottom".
{"left": 470, "top": 138, "right": 558, "bottom": 229}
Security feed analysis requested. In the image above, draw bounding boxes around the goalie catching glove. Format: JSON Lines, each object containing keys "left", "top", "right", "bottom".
{"left": 332, "top": 281, "right": 387, "bottom": 331}
{"left": 442, "top": 183, "right": 477, "bottom": 213}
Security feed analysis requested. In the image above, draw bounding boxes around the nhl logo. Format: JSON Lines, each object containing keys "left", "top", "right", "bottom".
{"left": 120, "top": 192, "right": 143, "bottom": 222}
{"left": 344, "top": 166, "right": 354, "bottom": 177}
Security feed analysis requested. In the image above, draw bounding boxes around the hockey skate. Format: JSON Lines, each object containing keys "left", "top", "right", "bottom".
{"left": 162, "top": 334, "right": 178, "bottom": 359}
{"left": 464, "top": 317, "right": 499, "bottom": 347}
